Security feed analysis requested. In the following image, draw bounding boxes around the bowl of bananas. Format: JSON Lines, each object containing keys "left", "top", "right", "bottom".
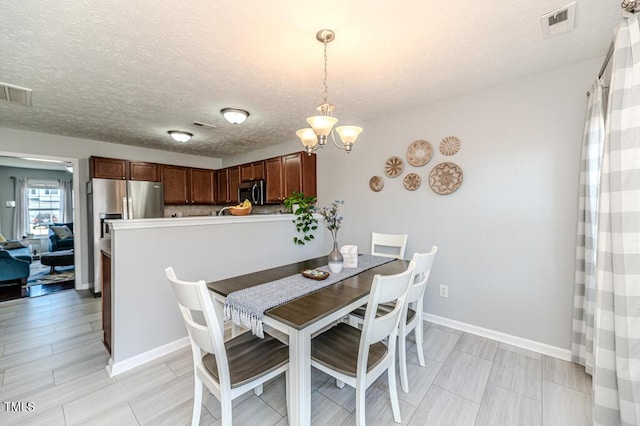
{"left": 229, "top": 199, "right": 252, "bottom": 216}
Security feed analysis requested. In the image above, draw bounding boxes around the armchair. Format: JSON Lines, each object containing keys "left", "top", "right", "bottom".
{"left": 0, "top": 250, "right": 30, "bottom": 285}
{"left": 49, "top": 222, "right": 74, "bottom": 252}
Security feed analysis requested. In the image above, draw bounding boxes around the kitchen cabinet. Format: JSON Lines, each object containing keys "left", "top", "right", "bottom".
{"left": 265, "top": 157, "right": 284, "bottom": 203}
{"left": 129, "top": 161, "right": 159, "bottom": 181}
{"left": 90, "top": 156, "right": 159, "bottom": 181}
{"left": 161, "top": 165, "right": 190, "bottom": 204}
{"left": 90, "top": 156, "right": 128, "bottom": 180}
{"left": 216, "top": 169, "right": 229, "bottom": 204}
{"left": 215, "top": 167, "right": 240, "bottom": 204}
{"left": 228, "top": 167, "right": 240, "bottom": 204}
{"left": 162, "top": 165, "right": 215, "bottom": 205}
{"left": 240, "top": 161, "right": 265, "bottom": 182}
{"left": 191, "top": 168, "right": 216, "bottom": 204}
{"left": 265, "top": 152, "right": 316, "bottom": 203}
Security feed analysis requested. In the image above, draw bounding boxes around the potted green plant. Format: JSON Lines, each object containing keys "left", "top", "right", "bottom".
{"left": 284, "top": 191, "right": 318, "bottom": 245}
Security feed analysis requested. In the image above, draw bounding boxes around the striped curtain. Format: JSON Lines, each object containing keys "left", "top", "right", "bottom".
{"left": 593, "top": 11, "right": 640, "bottom": 426}
{"left": 571, "top": 78, "right": 605, "bottom": 375}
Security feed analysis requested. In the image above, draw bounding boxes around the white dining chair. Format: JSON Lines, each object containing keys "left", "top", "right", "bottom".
{"left": 310, "top": 261, "right": 416, "bottom": 426}
{"left": 371, "top": 232, "right": 408, "bottom": 259}
{"left": 349, "top": 246, "right": 438, "bottom": 393}
{"left": 165, "top": 267, "right": 289, "bottom": 426}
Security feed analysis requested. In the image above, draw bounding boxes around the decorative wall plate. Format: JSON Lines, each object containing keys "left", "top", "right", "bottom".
{"left": 439, "top": 136, "right": 461, "bottom": 156}
{"left": 406, "top": 139, "right": 433, "bottom": 167}
{"left": 369, "top": 175, "right": 384, "bottom": 192}
{"left": 384, "top": 156, "right": 404, "bottom": 177}
{"left": 403, "top": 173, "right": 421, "bottom": 191}
{"left": 429, "top": 162, "right": 463, "bottom": 195}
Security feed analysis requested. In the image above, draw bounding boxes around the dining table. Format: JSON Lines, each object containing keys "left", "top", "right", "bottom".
{"left": 207, "top": 255, "right": 409, "bottom": 426}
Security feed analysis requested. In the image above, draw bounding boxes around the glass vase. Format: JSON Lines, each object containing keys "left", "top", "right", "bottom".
{"left": 328, "top": 239, "right": 344, "bottom": 273}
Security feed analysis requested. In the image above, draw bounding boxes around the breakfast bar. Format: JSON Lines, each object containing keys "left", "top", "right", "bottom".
{"left": 106, "top": 214, "right": 327, "bottom": 376}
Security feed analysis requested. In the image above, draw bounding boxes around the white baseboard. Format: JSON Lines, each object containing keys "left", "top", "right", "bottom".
{"left": 106, "top": 337, "right": 190, "bottom": 377}
{"left": 423, "top": 313, "right": 572, "bottom": 361}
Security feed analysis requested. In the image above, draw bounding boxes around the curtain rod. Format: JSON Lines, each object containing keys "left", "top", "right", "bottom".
{"left": 590, "top": 1, "right": 638, "bottom": 89}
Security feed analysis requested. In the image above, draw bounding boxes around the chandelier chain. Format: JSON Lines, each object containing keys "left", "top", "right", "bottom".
{"left": 322, "top": 39, "right": 329, "bottom": 107}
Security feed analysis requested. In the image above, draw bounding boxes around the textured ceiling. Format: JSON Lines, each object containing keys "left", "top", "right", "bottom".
{"left": 0, "top": 1, "right": 621, "bottom": 159}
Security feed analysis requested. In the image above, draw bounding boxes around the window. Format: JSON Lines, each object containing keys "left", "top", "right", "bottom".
{"left": 27, "top": 180, "right": 61, "bottom": 236}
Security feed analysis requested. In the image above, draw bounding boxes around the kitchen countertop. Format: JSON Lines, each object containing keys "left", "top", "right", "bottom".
{"left": 108, "top": 213, "right": 317, "bottom": 231}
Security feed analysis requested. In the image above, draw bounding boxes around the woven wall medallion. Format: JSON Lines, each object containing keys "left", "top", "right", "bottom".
{"left": 439, "top": 136, "right": 461, "bottom": 156}
{"left": 428, "top": 162, "right": 463, "bottom": 195}
{"left": 369, "top": 176, "right": 384, "bottom": 192}
{"left": 403, "top": 173, "right": 421, "bottom": 191}
{"left": 384, "top": 156, "right": 404, "bottom": 177}
{"left": 406, "top": 139, "right": 433, "bottom": 167}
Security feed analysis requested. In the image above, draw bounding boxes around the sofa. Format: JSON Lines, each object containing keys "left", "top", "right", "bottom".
{"left": 0, "top": 241, "right": 32, "bottom": 285}
{"left": 49, "top": 222, "right": 74, "bottom": 252}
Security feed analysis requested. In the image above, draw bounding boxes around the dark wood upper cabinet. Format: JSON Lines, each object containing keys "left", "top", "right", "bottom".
{"left": 240, "top": 161, "right": 265, "bottom": 182}
{"left": 90, "top": 157, "right": 128, "bottom": 180}
{"left": 190, "top": 168, "right": 216, "bottom": 204}
{"left": 129, "top": 162, "right": 159, "bottom": 181}
{"left": 91, "top": 151, "right": 315, "bottom": 206}
{"left": 283, "top": 153, "right": 303, "bottom": 197}
{"left": 162, "top": 165, "right": 216, "bottom": 205}
{"left": 228, "top": 167, "right": 240, "bottom": 204}
{"left": 265, "top": 157, "right": 284, "bottom": 203}
{"left": 216, "top": 169, "right": 229, "bottom": 204}
{"left": 264, "top": 153, "right": 315, "bottom": 203}
{"left": 91, "top": 157, "right": 158, "bottom": 182}
{"left": 161, "top": 165, "right": 191, "bottom": 204}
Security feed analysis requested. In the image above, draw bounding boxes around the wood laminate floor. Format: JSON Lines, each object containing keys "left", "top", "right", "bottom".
{"left": 0, "top": 290, "right": 593, "bottom": 425}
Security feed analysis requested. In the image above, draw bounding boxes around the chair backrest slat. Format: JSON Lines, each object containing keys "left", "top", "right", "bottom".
{"left": 371, "top": 232, "right": 408, "bottom": 259}
{"left": 165, "top": 267, "right": 229, "bottom": 380}
{"left": 405, "top": 246, "right": 438, "bottom": 305}
{"left": 359, "top": 262, "right": 416, "bottom": 366}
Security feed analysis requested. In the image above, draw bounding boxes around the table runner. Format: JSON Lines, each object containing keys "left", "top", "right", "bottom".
{"left": 223, "top": 254, "right": 394, "bottom": 337}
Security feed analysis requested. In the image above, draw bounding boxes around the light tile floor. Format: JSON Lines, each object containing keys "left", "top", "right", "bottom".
{"left": 0, "top": 290, "right": 593, "bottom": 425}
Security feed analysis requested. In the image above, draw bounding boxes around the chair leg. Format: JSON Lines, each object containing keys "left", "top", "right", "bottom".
{"left": 355, "top": 380, "right": 367, "bottom": 426}
{"left": 285, "top": 370, "right": 290, "bottom": 419}
{"left": 192, "top": 376, "right": 203, "bottom": 426}
{"left": 415, "top": 319, "right": 426, "bottom": 367}
{"left": 220, "top": 397, "right": 233, "bottom": 426}
{"left": 399, "top": 333, "right": 409, "bottom": 394}
{"left": 253, "top": 383, "right": 264, "bottom": 396}
{"left": 388, "top": 363, "right": 402, "bottom": 423}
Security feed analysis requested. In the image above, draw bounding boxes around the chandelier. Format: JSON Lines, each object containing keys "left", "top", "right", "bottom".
{"left": 296, "top": 29, "right": 363, "bottom": 156}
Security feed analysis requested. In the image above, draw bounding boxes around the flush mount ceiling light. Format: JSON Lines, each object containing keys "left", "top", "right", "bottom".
{"left": 221, "top": 108, "right": 250, "bottom": 125}
{"left": 297, "top": 29, "right": 363, "bottom": 156}
{"left": 168, "top": 130, "right": 193, "bottom": 143}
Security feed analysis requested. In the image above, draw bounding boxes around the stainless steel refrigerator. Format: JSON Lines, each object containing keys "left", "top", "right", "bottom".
{"left": 87, "top": 178, "right": 164, "bottom": 294}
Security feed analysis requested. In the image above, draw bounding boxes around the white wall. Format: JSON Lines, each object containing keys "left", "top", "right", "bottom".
{"left": 0, "top": 128, "right": 223, "bottom": 285}
{"left": 309, "top": 57, "right": 601, "bottom": 350}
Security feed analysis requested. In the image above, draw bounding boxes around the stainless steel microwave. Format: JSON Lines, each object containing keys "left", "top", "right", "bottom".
{"left": 238, "top": 180, "right": 265, "bottom": 205}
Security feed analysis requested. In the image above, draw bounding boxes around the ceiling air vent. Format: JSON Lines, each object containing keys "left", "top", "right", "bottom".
{"left": 541, "top": 2, "right": 576, "bottom": 39}
{"left": 193, "top": 121, "right": 217, "bottom": 129}
{"left": 0, "top": 82, "right": 33, "bottom": 106}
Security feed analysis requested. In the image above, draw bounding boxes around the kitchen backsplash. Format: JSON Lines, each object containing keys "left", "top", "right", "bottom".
{"left": 164, "top": 204, "right": 288, "bottom": 218}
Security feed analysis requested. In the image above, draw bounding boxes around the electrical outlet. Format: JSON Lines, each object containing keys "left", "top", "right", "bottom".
{"left": 439, "top": 285, "right": 449, "bottom": 298}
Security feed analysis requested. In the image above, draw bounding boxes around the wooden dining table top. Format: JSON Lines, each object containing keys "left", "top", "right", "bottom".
{"left": 207, "top": 256, "right": 410, "bottom": 330}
